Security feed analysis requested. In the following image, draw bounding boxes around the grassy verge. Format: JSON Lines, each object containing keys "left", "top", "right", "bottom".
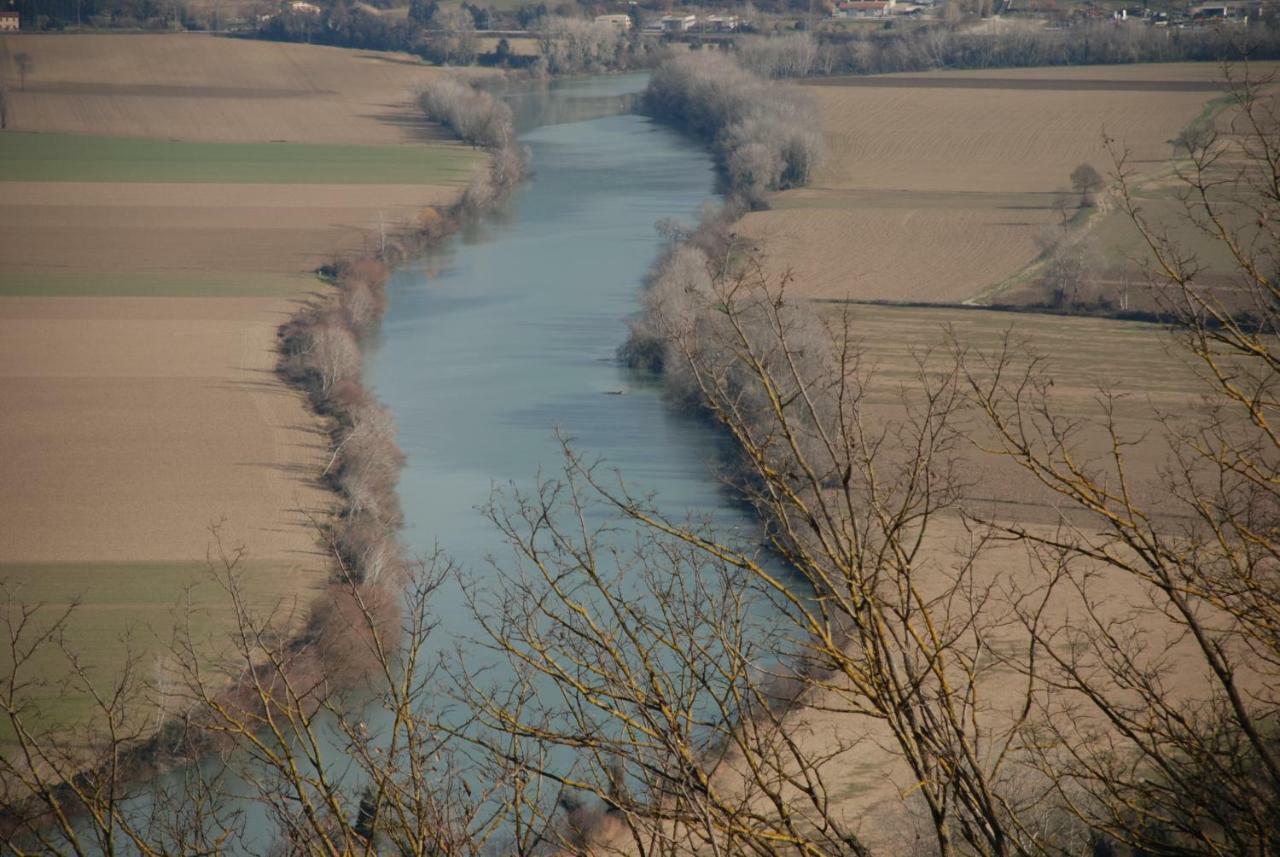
{"left": 0, "top": 132, "right": 482, "bottom": 185}
{"left": 0, "top": 271, "right": 321, "bottom": 298}
{"left": 0, "top": 560, "right": 324, "bottom": 749}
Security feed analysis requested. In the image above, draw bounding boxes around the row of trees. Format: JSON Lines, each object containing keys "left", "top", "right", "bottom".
{"left": 732, "top": 21, "right": 1280, "bottom": 79}
{"left": 257, "top": 3, "right": 654, "bottom": 71}
{"left": 533, "top": 15, "right": 660, "bottom": 75}
{"left": 643, "top": 52, "right": 825, "bottom": 207}
{"left": 415, "top": 75, "right": 526, "bottom": 211}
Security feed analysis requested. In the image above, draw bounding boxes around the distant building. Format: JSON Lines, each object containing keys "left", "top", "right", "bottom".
{"left": 660, "top": 14, "right": 698, "bottom": 32}
{"left": 704, "top": 14, "right": 740, "bottom": 31}
{"left": 595, "top": 13, "right": 632, "bottom": 31}
{"left": 0, "top": 10, "right": 19, "bottom": 30}
{"left": 834, "top": 0, "right": 895, "bottom": 17}
{"left": 289, "top": 1, "right": 321, "bottom": 14}
{"left": 1190, "top": 3, "right": 1244, "bottom": 17}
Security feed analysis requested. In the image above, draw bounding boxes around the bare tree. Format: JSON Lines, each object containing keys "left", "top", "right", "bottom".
{"left": 427, "top": 6, "right": 478, "bottom": 67}
{"left": 956, "top": 65, "right": 1280, "bottom": 856}
{"left": 1039, "top": 232, "right": 1098, "bottom": 308}
{"left": 1069, "top": 163, "right": 1103, "bottom": 208}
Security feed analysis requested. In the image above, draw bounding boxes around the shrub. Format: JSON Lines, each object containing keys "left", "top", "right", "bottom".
{"left": 642, "top": 53, "right": 824, "bottom": 207}
{"left": 416, "top": 77, "right": 514, "bottom": 150}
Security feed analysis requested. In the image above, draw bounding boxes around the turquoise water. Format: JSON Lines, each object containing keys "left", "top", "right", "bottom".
{"left": 369, "top": 75, "right": 766, "bottom": 604}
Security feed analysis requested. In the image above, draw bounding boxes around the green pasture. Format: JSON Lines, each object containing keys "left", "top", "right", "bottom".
{"left": 0, "top": 270, "right": 323, "bottom": 298}
{"left": 0, "top": 131, "right": 482, "bottom": 185}
{"left": 0, "top": 560, "right": 322, "bottom": 750}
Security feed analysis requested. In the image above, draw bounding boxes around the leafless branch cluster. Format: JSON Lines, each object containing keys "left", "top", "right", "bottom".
{"left": 643, "top": 53, "right": 825, "bottom": 207}
{"left": 531, "top": 17, "right": 655, "bottom": 76}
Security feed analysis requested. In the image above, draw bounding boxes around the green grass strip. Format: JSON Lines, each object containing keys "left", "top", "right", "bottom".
{"left": 0, "top": 560, "right": 318, "bottom": 744}
{"left": 0, "top": 271, "right": 320, "bottom": 298}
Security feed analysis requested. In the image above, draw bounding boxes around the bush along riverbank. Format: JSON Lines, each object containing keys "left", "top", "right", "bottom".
{"left": 626, "top": 52, "right": 828, "bottom": 405}
{"left": 641, "top": 52, "right": 824, "bottom": 210}
{"left": 624, "top": 53, "right": 843, "bottom": 572}
{"left": 277, "top": 74, "right": 527, "bottom": 676}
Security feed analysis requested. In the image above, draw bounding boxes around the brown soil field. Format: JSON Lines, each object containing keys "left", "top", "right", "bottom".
{"left": 0, "top": 33, "right": 480, "bottom": 748}
{"left": 832, "top": 302, "right": 1199, "bottom": 521}
{"left": 716, "top": 66, "right": 1279, "bottom": 850}
{"left": 739, "top": 63, "right": 1276, "bottom": 304}
{"left": 0, "top": 296, "right": 333, "bottom": 563}
{"left": 0, "top": 32, "right": 455, "bottom": 144}
{"left": 0, "top": 181, "right": 465, "bottom": 275}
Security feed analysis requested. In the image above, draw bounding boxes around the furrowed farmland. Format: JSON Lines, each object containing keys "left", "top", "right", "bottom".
{"left": 0, "top": 32, "right": 480, "bottom": 750}
{"left": 739, "top": 63, "right": 1263, "bottom": 305}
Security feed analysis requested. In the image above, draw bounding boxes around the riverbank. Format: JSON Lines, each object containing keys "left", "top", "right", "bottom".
{"left": 0, "top": 32, "right": 484, "bottom": 764}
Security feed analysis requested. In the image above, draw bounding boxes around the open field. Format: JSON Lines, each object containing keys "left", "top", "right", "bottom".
{"left": 0, "top": 131, "right": 478, "bottom": 184}
{"left": 830, "top": 301, "right": 1198, "bottom": 516}
{"left": 0, "top": 33, "right": 479, "bottom": 748}
{"left": 0, "top": 180, "right": 470, "bottom": 279}
{"left": 721, "top": 63, "right": 1279, "bottom": 849}
{"left": 739, "top": 63, "right": 1270, "bottom": 304}
{"left": 0, "top": 33, "right": 459, "bottom": 144}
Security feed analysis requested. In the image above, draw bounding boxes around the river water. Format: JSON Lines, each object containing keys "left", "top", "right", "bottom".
{"left": 367, "top": 74, "right": 763, "bottom": 615}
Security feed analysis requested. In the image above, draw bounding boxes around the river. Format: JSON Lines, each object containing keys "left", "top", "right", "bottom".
{"left": 55, "top": 74, "right": 780, "bottom": 853}
{"left": 368, "top": 73, "right": 761, "bottom": 605}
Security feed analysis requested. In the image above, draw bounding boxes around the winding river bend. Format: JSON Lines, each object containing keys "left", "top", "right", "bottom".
{"left": 368, "top": 74, "right": 762, "bottom": 599}
{"left": 66, "top": 74, "right": 775, "bottom": 853}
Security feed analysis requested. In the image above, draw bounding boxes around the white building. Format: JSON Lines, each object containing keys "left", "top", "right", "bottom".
{"left": 704, "top": 14, "right": 739, "bottom": 31}
{"left": 660, "top": 14, "right": 698, "bottom": 32}
{"left": 834, "top": 0, "right": 895, "bottom": 17}
{"left": 595, "top": 14, "right": 632, "bottom": 31}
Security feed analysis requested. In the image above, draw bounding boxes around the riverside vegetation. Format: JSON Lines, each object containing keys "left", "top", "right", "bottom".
{"left": 642, "top": 52, "right": 825, "bottom": 207}
{"left": 1, "top": 52, "right": 1278, "bottom": 857}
